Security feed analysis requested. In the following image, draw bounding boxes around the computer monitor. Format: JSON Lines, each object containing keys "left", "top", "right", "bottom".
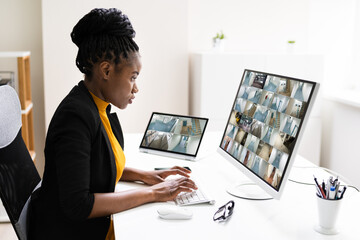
{"left": 217, "top": 69, "right": 319, "bottom": 200}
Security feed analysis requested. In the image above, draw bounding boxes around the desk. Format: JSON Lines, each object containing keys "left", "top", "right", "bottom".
{"left": 114, "top": 132, "right": 360, "bottom": 239}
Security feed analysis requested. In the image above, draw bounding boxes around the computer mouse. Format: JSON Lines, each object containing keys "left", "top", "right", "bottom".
{"left": 157, "top": 206, "right": 193, "bottom": 220}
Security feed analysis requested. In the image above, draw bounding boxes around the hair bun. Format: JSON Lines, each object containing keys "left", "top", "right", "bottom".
{"left": 71, "top": 8, "right": 136, "bottom": 47}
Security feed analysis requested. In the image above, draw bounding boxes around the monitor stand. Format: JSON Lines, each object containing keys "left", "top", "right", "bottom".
{"left": 227, "top": 181, "right": 273, "bottom": 200}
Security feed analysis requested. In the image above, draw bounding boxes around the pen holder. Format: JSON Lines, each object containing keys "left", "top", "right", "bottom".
{"left": 314, "top": 194, "right": 342, "bottom": 235}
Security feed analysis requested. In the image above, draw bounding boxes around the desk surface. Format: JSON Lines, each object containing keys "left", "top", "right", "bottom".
{"left": 114, "top": 132, "right": 360, "bottom": 240}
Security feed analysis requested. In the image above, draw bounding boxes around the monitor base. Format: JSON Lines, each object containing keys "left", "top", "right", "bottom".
{"left": 226, "top": 182, "right": 273, "bottom": 200}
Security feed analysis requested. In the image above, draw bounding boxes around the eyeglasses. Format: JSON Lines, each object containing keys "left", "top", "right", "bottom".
{"left": 213, "top": 200, "right": 235, "bottom": 222}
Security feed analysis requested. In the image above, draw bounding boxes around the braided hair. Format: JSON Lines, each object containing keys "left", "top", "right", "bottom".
{"left": 71, "top": 8, "right": 139, "bottom": 76}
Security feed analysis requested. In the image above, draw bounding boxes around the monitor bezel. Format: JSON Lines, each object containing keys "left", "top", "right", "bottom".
{"left": 139, "top": 112, "right": 209, "bottom": 159}
{"left": 218, "top": 69, "right": 320, "bottom": 199}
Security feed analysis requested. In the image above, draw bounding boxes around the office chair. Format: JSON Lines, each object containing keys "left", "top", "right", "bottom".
{"left": 0, "top": 85, "right": 41, "bottom": 240}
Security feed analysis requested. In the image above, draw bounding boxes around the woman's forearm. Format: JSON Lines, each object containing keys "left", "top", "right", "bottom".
{"left": 120, "top": 167, "right": 147, "bottom": 182}
{"left": 88, "top": 188, "right": 154, "bottom": 218}
{"left": 88, "top": 173, "right": 196, "bottom": 218}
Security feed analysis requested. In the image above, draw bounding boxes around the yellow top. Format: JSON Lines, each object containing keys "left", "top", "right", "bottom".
{"left": 89, "top": 91, "right": 125, "bottom": 240}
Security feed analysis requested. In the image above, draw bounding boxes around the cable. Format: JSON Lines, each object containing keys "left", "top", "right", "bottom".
{"left": 289, "top": 165, "right": 360, "bottom": 192}
{"left": 288, "top": 178, "right": 314, "bottom": 186}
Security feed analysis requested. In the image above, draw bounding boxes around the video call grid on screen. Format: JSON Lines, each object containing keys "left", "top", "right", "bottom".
{"left": 220, "top": 69, "right": 316, "bottom": 191}
{"left": 140, "top": 112, "right": 208, "bottom": 157}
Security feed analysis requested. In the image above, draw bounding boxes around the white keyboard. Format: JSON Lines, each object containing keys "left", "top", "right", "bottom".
{"left": 175, "top": 188, "right": 215, "bottom": 206}
{"left": 165, "top": 174, "right": 215, "bottom": 206}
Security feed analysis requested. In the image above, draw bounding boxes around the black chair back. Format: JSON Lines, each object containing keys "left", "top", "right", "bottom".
{"left": 0, "top": 85, "right": 41, "bottom": 240}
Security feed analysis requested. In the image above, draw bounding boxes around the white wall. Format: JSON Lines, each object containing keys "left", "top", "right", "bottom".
{"left": 188, "top": 0, "right": 310, "bottom": 54}
{"left": 187, "top": 0, "right": 360, "bottom": 91}
{"left": 42, "top": 0, "right": 188, "bottom": 133}
{"left": 0, "top": 0, "right": 45, "bottom": 175}
{"left": 307, "top": 0, "right": 357, "bottom": 92}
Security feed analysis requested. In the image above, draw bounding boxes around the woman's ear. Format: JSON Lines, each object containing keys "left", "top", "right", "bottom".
{"left": 99, "top": 61, "right": 111, "bottom": 80}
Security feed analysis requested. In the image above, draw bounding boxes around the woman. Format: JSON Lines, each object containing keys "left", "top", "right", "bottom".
{"left": 30, "top": 8, "right": 196, "bottom": 239}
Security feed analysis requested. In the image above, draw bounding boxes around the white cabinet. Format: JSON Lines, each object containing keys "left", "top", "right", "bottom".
{"left": 189, "top": 52, "right": 323, "bottom": 165}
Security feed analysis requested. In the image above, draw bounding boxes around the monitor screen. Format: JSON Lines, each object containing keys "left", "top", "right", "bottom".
{"left": 218, "top": 69, "right": 319, "bottom": 199}
{"left": 140, "top": 112, "right": 208, "bottom": 159}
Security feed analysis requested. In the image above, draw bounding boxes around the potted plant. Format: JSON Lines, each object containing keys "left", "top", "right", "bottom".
{"left": 213, "top": 31, "right": 225, "bottom": 52}
{"left": 287, "top": 40, "right": 296, "bottom": 54}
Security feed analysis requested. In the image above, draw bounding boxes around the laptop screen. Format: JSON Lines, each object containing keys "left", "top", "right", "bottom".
{"left": 140, "top": 112, "right": 208, "bottom": 158}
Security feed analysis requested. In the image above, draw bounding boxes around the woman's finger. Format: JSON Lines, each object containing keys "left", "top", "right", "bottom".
{"left": 166, "top": 167, "right": 191, "bottom": 178}
{"left": 177, "top": 177, "right": 198, "bottom": 190}
{"left": 172, "top": 186, "right": 193, "bottom": 197}
{"left": 161, "top": 169, "right": 190, "bottom": 179}
{"left": 171, "top": 166, "right": 191, "bottom": 173}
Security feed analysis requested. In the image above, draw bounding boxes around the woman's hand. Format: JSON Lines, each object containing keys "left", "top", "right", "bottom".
{"left": 141, "top": 166, "right": 191, "bottom": 186}
{"left": 150, "top": 176, "right": 197, "bottom": 202}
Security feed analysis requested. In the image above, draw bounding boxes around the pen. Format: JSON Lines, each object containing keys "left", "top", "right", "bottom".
{"left": 326, "top": 179, "right": 330, "bottom": 199}
{"left": 315, "top": 186, "right": 321, "bottom": 197}
{"left": 337, "top": 190, "right": 342, "bottom": 199}
{"left": 313, "top": 175, "right": 326, "bottom": 198}
{"left": 339, "top": 186, "right": 347, "bottom": 199}
{"left": 335, "top": 182, "right": 340, "bottom": 200}
{"left": 329, "top": 186, "right": 336, "bottom": 199}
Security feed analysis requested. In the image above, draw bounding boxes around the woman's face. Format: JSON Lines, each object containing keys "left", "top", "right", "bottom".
{"left": 102, "top": 52, "right": 142, "bottom": 109}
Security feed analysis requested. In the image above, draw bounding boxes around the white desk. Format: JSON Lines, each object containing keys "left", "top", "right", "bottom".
{"left": 114, "top": 132, "right": 360, "bottom": 239}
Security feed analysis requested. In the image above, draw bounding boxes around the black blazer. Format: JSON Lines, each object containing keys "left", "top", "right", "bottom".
{"left": 30, "top": 81, "right": 124, "bottom": 239}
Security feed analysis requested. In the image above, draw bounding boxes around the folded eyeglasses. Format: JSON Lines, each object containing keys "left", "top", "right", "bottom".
{"left": 213, "top": 200, "right": 235, "bottom": 222}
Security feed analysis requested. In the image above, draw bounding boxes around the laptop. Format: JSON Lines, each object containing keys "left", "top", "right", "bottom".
{"left": 139, "top": 112, "right": 209, "bottom": 161}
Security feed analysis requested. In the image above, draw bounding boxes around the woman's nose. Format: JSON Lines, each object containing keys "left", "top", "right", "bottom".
{"left": 132, "top": 84, "right": 139, "bottom": 93}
